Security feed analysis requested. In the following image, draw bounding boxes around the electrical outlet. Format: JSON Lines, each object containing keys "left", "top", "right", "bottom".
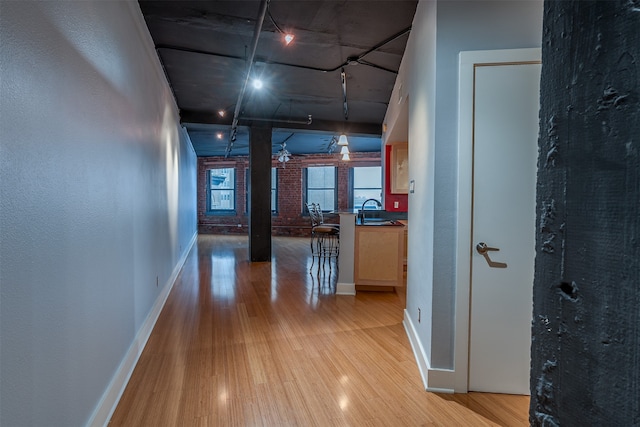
{"left": 394, "top": 201, "right": 399, "bottom": 208}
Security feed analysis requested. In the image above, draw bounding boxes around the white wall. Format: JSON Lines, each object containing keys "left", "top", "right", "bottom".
{"left": 431, "top": 0, "right": 543, "bottom": 370}
{"left": 400, "top": 0, "right": 542, "bottom": 390}
{"left": 403, "top": 0, "right": 438, "bottom": 381}
{"left": 0, "top": 1, "right": 197, "bottom": 425}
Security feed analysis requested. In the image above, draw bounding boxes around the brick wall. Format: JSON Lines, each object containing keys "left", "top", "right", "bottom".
{"left": 198, "top": 152, "right": 381, "bottom": 236}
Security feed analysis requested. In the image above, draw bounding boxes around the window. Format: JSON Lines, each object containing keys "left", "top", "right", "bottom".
{"left": 305, "top": 166, "right": 336, "bottom": 211}
{"left": 245, "top": 168, "right": 277, "bottom": 213}
{"left": 207, "top": 168, "right": 235, "bottom": 212}
{"left": 352, "top": 166, "right": 382, "bottom": 209}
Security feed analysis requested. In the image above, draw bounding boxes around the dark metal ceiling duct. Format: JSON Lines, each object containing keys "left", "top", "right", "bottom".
{"left": 226, "top": 0, "right": 270, "bottom": 157}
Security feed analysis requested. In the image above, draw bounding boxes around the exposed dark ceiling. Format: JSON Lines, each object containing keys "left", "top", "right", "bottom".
{"left": 138, "top": 0, "right": 417, "bottom": 157}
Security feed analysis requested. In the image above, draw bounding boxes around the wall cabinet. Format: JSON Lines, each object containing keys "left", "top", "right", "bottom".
{"left": 383, "top": 144, "right": 408, "bottom": 211}
{"left": 390, "top": 143, "right": 409, "bottom": 194}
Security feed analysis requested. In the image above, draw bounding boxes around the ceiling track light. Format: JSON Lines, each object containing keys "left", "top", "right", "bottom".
{"left": 252, "top": 78, "right": 263, "bottom": 89}
{"left": 284, "top": 33, "right": 294, "bottom": 45}
{"left": 267, "top": 5, "right": 295, "bottom": 46}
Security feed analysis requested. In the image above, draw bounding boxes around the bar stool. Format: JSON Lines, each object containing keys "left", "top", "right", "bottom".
{"left": 306, "top": 203, "right": 340, "bottom": 272}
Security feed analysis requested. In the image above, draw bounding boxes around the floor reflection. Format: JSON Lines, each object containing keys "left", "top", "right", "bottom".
{"left": 209, "top": 253, "right": 237, "bottom": 301}
{"left": 199, "top": 234, "right": 339, "bottom": 308}
{"left": 306, "top": 257, "right": 338, "bottom": 295}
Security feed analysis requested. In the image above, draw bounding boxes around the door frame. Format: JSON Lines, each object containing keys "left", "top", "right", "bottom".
{"left": 454, "top": 48, "right": 541, "bottom": 393}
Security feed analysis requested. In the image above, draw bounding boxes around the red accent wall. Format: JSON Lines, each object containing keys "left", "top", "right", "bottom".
{"left": 383, "top": 144, "right": 408, "bottom": 212}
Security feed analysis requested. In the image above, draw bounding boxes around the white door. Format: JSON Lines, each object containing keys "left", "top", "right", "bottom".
{"left": 468, "top": 58, "right": 540, "bottom": 394}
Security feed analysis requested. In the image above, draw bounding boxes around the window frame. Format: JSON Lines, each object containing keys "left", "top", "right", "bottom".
{"left": 350, "top": 166, "right": 383, "bottom": 209}
{"left": 303, "top": 165, "right": 338, "bottom": 212}
{"left": 206, "top": 167, "right": 237, "bottom": 214}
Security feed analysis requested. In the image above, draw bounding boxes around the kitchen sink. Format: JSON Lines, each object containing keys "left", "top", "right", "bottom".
{"left": 358, "top": 219, "right": 403, "bottom": 226}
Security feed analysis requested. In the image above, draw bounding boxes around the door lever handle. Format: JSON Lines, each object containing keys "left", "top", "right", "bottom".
{"left": 476, "top": 242, "right": 499, "bottom": 254}
{"left": 476, "top": 242, "right": 507, "bottom": 268}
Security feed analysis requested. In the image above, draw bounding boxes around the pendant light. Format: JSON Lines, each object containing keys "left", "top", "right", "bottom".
{"left": 338, "top": 134, "right": 350, "bottom": 160}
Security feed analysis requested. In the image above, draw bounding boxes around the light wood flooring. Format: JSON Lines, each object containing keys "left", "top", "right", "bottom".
{"left": 110, "top": 235, "right": 528, "bottom": 426}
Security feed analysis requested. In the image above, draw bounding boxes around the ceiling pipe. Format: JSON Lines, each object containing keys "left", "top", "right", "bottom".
{"left": 240, "top": 115, "right": 312, "bottom": 126}
{"left": 225, "top": 0, "right": 270, "bottom": 157}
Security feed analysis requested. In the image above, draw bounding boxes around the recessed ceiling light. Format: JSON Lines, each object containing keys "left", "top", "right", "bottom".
{"left": 252, "top": 79, "right": 263, "bottom": 89}
{"left": 217, "top": 110, "right": 225, "bottom": 117}
{"left": 216, "top": 132, "right": 223, "bottom": 139}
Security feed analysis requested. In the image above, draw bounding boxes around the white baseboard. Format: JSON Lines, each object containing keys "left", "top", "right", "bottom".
{"left": 88, "top": 232, "right": 198, "bottom": 427}
{"left": 403, "top": 309, "right": 455, "bottom": 393}
{"left": 336, "top": 282, "right": 356, "bottom": 295}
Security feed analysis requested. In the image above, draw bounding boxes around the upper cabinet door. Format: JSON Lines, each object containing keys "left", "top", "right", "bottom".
{"left": 390, "top": 143, "right": 409, "bottom": 194}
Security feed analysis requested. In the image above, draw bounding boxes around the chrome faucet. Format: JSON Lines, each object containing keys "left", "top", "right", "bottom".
{"left": 360, "top": 198, "right": 382, "bottom": 223}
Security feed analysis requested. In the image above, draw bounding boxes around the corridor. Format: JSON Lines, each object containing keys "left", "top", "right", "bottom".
{"left": 110, "top": 235, "right": 528, "bottom": 426}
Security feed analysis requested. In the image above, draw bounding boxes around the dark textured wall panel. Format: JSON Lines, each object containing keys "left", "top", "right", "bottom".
{"left": 531, "top": 1, "right": 640, "bottom": 425}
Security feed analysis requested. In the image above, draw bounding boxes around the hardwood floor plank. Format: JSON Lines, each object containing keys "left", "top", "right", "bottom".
{"left": 109, "top": 235, "right": 528, "bottom": 426}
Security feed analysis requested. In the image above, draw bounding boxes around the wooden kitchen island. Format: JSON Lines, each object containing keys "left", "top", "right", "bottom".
{"left": 354, "top": 221, "right": 406, "bottom": 291}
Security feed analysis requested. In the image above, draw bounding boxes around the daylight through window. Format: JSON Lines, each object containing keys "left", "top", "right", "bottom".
{"left": 208, "top": 168, "right": 235, "bottom": 211}
{"left": 305, "top": 166, "right": 336, "bottom": 211}
{"left": 353, "top": 166, "right": 382, "bottom": 208}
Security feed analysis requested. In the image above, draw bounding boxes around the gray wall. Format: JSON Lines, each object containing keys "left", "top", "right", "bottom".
{"left": 531, "top": 1, "right": 640, "bottom": 424}
{"left": 0, "top": 2, "right": 197, "bottom": 425}
{"left": 431, "top": 0, "right": 543, "bottom": 368}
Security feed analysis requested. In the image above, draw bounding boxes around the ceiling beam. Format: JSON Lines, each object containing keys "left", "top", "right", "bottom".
{"left": 180, "top": 110, "right": 382, "bottom": 136}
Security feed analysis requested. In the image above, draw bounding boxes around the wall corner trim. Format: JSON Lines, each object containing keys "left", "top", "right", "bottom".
{"left": 87, "top": 232, "right": 198, "bottom": 427}
{"left": 403, "top": 309, "right": 455, "bottom": 393}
